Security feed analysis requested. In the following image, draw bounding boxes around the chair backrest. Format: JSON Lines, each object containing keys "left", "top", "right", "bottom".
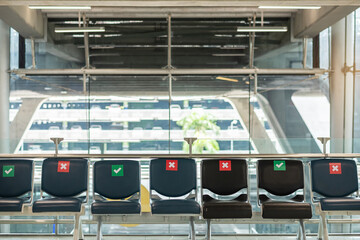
{"left": 41, "top": 158, "right": 88, "bottom": 197}
{"left": 0, "top": 159, "right": 33, "bottom": 198}
{"left": 258, "top": 159, "right": 304, "bottom": 196}
{"left": 311, "top": 158, "right": 358, "bottom": 197}
{"left": 202, "top": 159, "right": 247, "bottom": 195}
{"left": 93, "top": 160, "right": 140, "bottom": 199}
{"left": 150, "top": 158, "right": 196, "bottom": 197}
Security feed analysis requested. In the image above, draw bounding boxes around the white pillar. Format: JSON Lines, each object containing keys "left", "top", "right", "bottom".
{"left": 330, "top": 14, "right": 354, "bottom": 154}
{"left": 0, "top": 20, "right": 10, "bottom": 154}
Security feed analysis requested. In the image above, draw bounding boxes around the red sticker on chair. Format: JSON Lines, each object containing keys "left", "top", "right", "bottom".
{"left": 219, "top": 160, "right": 231, "bottom": 171}
{"left": 58, "top": 161, "right": 70, "bottom": 173}
{"left": 329, "top": 163, "right": 341, "bottom": 174}
{"left": 166, "top": 160, "right": 178, "bottom": 171}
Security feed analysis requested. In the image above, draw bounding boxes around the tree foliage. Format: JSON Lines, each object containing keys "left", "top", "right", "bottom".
{"left": 177, "top": 112, "right": 220, "bottom": 153}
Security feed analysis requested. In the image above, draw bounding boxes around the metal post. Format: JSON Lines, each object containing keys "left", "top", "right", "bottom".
{"left": 83, "top": 13, "right": 90, "bottom": 69}
{"left": 167, "top": 14, "right": 173, "bottom": 152}
{"left": 54, "top": 216, "right": 59, "bottom": 235}
{"left": 303, "top": 38, "right": 308, "bottom": 68}
{"left": 321, "top": 213, "right": 329, "bottom": 240}
{"left": 249, "top": 14, "right": 256, "bottom": 68}
{"left": 317, "top": 137, "right": 330, "bottom": 154}
{"left": 189, "top": 216, "right": 195, "bottom": 240}
{"left": 167, "top": 14, "right": 172, "bottom": 69}
{"left": 205, "top": 219, "right": 211, "bottom": 240}
{"left": 83, "top": 73, "right": 87, "bottom": 94}
{"left": 97, "top": 217, "right": 102, "bottom": 240}
{"left": 73, "top": 214, "right": 80, "bottom": 240}
{"left": 318, "top": 217, "right": 324, "bottom": 240}
{"left": 254, "top": 73, "right": 258, "bottom": 94}
{"left": 168, "top": 73, "right": 172, "bottom": 152}
{"left": 184, "top": 137, "right": 197, "bottom": 157}
{"left": 299, "top": 219, "right": 306, "bottom": 240}
{"left": 31, "top": 37, "right": 36, "bottom": 69}
{"left": 230, "top": 120, "right": 237, "bottom": 152}
{"left": 0, "top": 20, "right": 10, "bottom": 155}
{"left": 50, "top": 138, "right": 64, "bottom": 156}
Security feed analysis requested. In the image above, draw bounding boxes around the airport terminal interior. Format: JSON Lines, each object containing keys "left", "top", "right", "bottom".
{"left": 2, "top": 0, "right": 360, "bottom": 240}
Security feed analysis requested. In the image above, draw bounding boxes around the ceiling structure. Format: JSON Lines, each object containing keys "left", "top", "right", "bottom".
{"left": 0, "top": 1, "right": 357, "bottom": 96}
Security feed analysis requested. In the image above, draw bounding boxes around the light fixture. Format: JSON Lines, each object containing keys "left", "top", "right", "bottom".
{"left": 216, "top": 77, "right": 239, "bottom": 83}
{"left": 237, "top": 26, "right": 287, "bottom": 32}
{"left": 259, "top": 6, "right": 321, "bottom": 9}
{"left": 29, "top": 6, "right": 91, "bottom": 10}
{"left": 212, "top": 54, "right": 246, "bottom": 57}
{"left": 220, "top": 45, "right": 247, "bottom": 50}
{"left": 55, "top": 27, "right": 105, "bottom": 33}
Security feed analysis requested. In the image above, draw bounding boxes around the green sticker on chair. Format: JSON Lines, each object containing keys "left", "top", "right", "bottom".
{"left": 273, "top": 161, "right": 286, "bottom": 171}
{"left": 3, "top": 165, "right": 15, "bottom": 177}
{"left": 112, "top": 165, "right": 123, "bottom": 176}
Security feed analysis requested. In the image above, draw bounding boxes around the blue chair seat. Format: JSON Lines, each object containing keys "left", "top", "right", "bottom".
{"left": 91, "top": 200, "right": 141, "bottom": 214}
{"left": 0, "top": 197, "right": 27, "bottom": 212}
{"left": 320, "top": 197, "right": 360, "bottom": 211}
{"left": 33, "top": 197, "right": 83, "bottom": 212}
{"left": 151, "top": 199, "right": 200, "bottom": 214}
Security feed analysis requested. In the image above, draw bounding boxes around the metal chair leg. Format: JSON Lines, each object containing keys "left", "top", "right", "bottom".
{"left": 318, "top": 217, "right": 323, "bottom": 240}
{"left": 205, "top": 219, "right": 211, "bottom": 240}
{"left": 79, "top": 217, "right": 84, "bottom": 240}
{"left": 73, "top": 214, "right": 80, "bottom": 240}
{"left": 299, "top": 219, "right": 306, "bottom": 240}
{"left": 189, "top": 216, "right": 196, "bottom": 240}
{"left": 320, "top": 213, "right": 329, "bottom": 240}
{"left": 297, "top": 225, "right": 302, "bottom": 240}
{"left": 97, "top": 217, "right": 103, "bottom": 240}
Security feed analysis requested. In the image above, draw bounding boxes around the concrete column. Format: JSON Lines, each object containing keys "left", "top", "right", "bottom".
{"left": 330, "top": 14, "right": 354, "bottom": 153}
{"left": 260, "top": 90, "right": 321, "bottom": 153}
{"left": 0, "top": 20, "right": 10, "bottom": 154}
{"left": 228, "top": 97, "right": 278, "bottom": 153}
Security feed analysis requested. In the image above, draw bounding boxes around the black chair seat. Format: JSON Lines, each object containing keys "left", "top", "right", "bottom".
{"left": 0, "top": 197, "right": 26, "bottom": 212}
{"left": 151, "top": 199, "right": 200, "bottom": 214}
{"left": 202, "top": 194, "right": 252, "bottom": 219}
{"left": 261, "top": 195, "right": 312, "bottom": 219}
{"left": 33, "top": 197, "right": 83, "bottom": 212}
{"left": 91, "top": 200, "right": 141, "bottom": 214}
{"left": 320, "top": 197, "right": 360, "bottom": 211}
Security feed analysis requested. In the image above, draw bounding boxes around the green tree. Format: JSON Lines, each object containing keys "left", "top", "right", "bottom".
{"left": 177, "top": 112, "right": 220, "bottom": 153}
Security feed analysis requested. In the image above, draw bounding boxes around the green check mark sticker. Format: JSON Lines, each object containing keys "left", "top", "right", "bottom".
{"left": 3, "top": 165, "right": 14, "bottom": 177}
{"left": 274, "top": 161, "right": 286, "bottom": 171}
{"left": 112, "top": 165, "right": 123, "bottom": 176}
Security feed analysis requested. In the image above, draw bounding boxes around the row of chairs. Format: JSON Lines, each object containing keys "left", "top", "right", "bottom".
{"left": 0, "top": 158, "right": 359, "bottom": 240}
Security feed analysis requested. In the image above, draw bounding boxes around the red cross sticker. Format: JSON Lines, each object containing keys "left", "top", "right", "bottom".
{"left": 166, "top": 160, "right": 178, "bottom": 171}
{"left": 219, "top": 160, "right": 231, "bottom": 171}
{"left": 329, "top": 163, "right": 341, "bottom": 174}
{"left": 57, "top": 161, "right": 70, "bottom": 173}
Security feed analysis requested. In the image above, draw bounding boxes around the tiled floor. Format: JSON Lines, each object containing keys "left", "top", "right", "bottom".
{"left": 1, "top": 236, "right": 360, "bottom": 240}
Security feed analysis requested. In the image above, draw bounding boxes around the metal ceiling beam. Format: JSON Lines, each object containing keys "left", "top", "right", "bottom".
{"left": 43, "top": 7, "right": 293, "bottom": 18}
{"left": 0, "top": 6, "right": 44, "bottom": 38}
{"left": 46, "top": 12, "right": 292, "bottom": 19}
{"left": 10, "top": 68, "right": 327, "bottom": 75}
{"left": 293, "top": 6, "right": 358, "bottom": 38}
{"left": 42, "top": 6, "right": 295, "bottom": 13}
{"left": 1, "top": 1, "right": 359, "bottom": 6}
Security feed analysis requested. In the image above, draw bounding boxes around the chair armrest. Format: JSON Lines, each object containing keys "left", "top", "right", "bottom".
{"left": 150, "top": 194, "right": 161, "bottom": 201}
{"left": 186, "top": 193, "right": 196, "bottom": 200}
{"left": 93, "top": 194, "right": 106, "bottom": 202}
